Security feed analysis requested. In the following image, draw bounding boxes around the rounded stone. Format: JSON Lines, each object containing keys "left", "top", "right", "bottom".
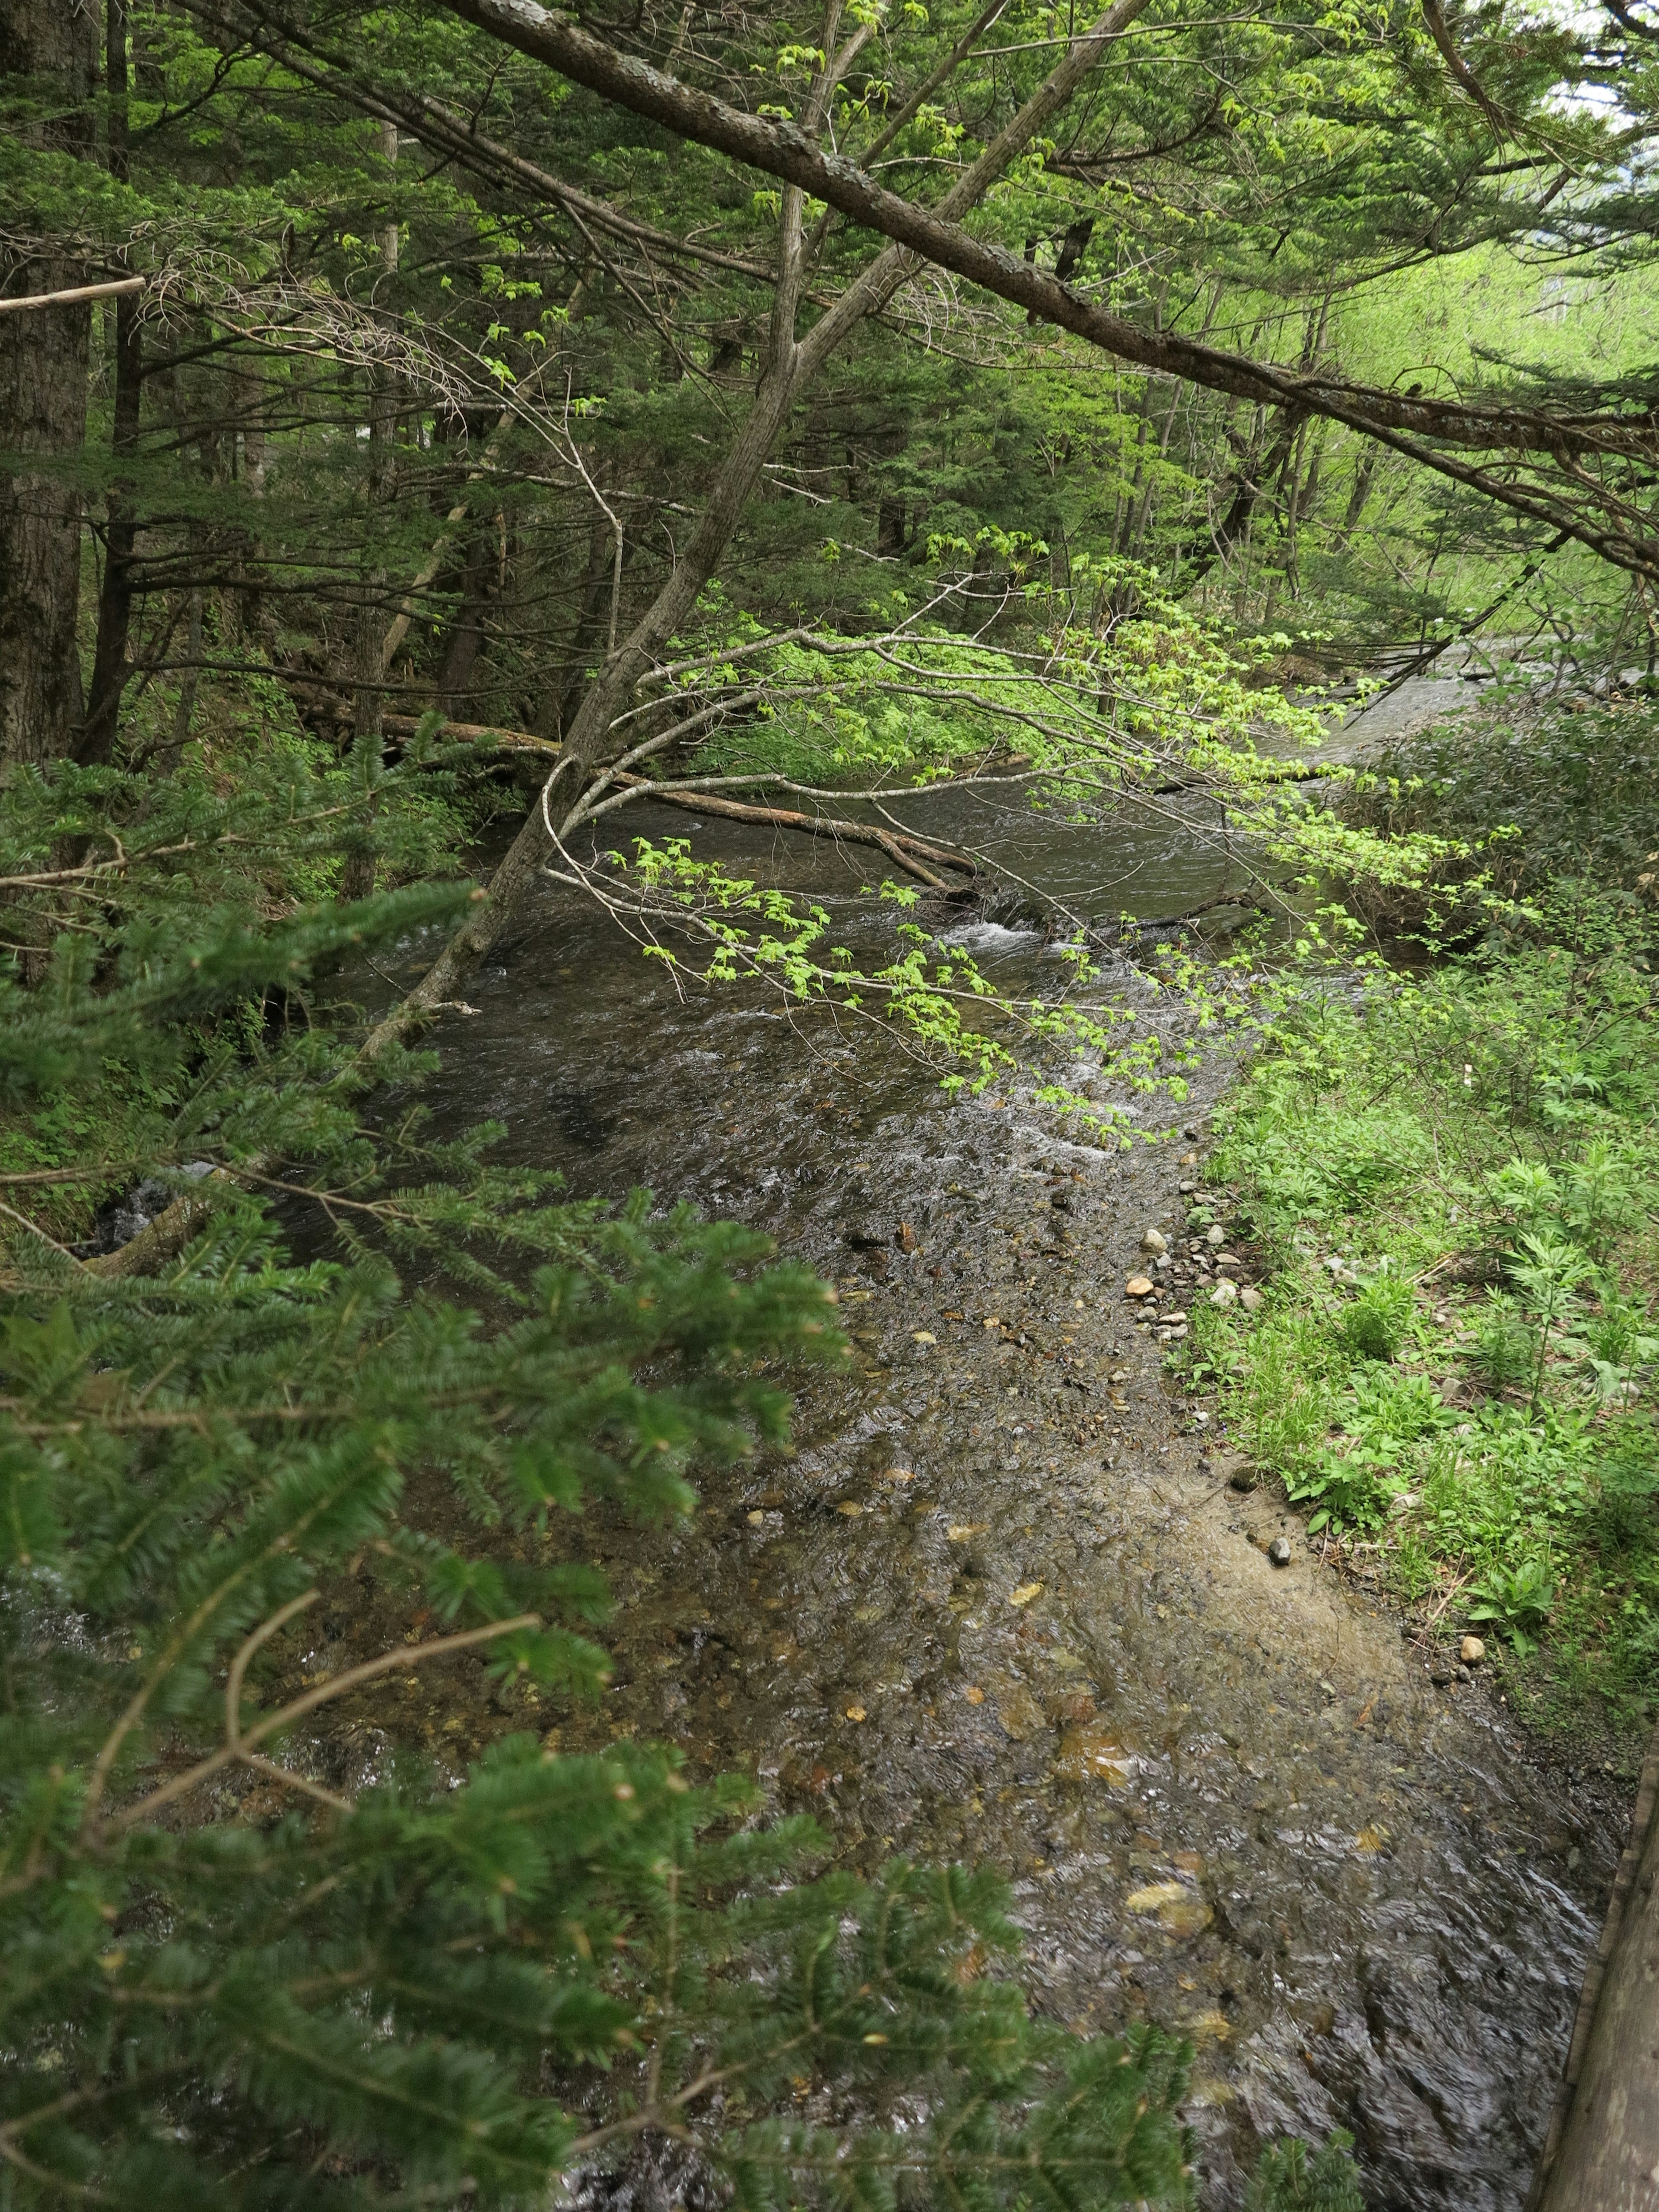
{"left": 1460, "top": 1635, "right": 1486, "bottom": 1665}
{"left": 1141, "top": 1227, "right": 1168, "bottom": 1255}
{"left": 1267, "top": 1536, "right": 1292, "bottom": 1567}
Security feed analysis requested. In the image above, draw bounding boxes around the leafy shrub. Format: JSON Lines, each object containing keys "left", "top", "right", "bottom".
{"left": 1345, "top": 1366, "right": 1456, "bottom": 1449}
{"left": 1340, "top": 691, "right": 1659, "bottom": 939}
{"left": 1470, "top": 1291, "right": 1536, "bottom": 1390}
{"left": 1336, "top": 1271, "right": 1415, "bottom": 1362}
{"left": 1595, "top": 1421, "right": 1659, "bottom": 1550}
{"left": 1287, "top": 1443, "right": 1390, "bottom": 1533}
{"left": 1468, "top": 1557, "right": 1558, "bottom": 1652}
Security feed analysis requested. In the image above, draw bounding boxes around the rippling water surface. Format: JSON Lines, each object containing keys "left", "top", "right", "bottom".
{"left": 357, "top": 661, "right": 1614, "bottom": 2207}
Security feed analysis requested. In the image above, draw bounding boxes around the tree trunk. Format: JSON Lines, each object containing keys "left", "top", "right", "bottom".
{"left": 537, "top": 511, "right": 616, "bottom": 741}
{"left": 80, "top": 288, "right": 142, "bottom": 764}
{"left": 81, "top": 0, "right": 139, "bottom": 766}
{"left": 372, "top": 0, "right": 1153, "bottom": 1052}
{"left": 436, "top": 521, "right": 496, "bottom": 715}
{"left": 1530, "top": 1716, "right": 1659, "bottom": 2212}
{"left": 342, "top": 119, "right": 399, "bottom": 903}
{"left": 0, "top": 0, "right": 97, "bottom": 769}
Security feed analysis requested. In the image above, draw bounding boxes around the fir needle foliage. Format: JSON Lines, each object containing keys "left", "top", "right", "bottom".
{"left": 0, "top": 771, "right": 1214, "bottom": 2209}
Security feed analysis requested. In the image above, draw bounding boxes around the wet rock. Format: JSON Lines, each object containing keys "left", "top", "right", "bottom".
{"left": 1430, "top": 1664, "right": 1455, "bottom": 1687}
{"left": 1230, "top": 1468, "right": 1259, "bottom": 1493}
{"left": 1054, "top": 1723, "right": 1135, "bottom": 1783}
{"left": 1205, "top": 1445, "right": 1251, "bottom": 1487}
{"left": 1460, "top": 1635, "right": 1486, "bottom": 1665}
{"left": 842, "top": 1218, "right": 887, "bottom": 1249}
{"left": 1140, "top": 1227, "right": 1168, "bottom": 1255}
{"left": 994, "top": 1681, "right": 1046, "bottom": 1742}
{"left": 1209, "top": 1280, "right": 1238, "bottom": 1307}
{"left": 1267, "top": 1536, "right": 1292, "bottom": 1567}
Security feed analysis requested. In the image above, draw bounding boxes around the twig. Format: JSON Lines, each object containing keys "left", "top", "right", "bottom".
{"left": 111, "top": 1608, "right": 542, "bottom": 1828}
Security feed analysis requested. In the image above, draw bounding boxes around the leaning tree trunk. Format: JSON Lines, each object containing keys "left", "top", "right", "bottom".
{"left": 367, "top": 0, "right": 1152, "bottom": 1055}
{"left": 1529, "top": 1716, "right": 1659, "bottom": 2212}
{"left": 0, "top": 0, "right": 98, "bottom": 769}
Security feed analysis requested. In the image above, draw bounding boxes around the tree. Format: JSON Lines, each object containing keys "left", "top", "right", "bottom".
{"left": 0, "top": 0, "right": 99, "bottom": 767}
{"left": 0, "top": 753, "right": 1205, "bottom": 2210}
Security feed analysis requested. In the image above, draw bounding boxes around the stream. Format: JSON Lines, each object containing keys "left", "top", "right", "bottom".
{"left": 351, "top": 663, "right": 1621, "bottom": 2209}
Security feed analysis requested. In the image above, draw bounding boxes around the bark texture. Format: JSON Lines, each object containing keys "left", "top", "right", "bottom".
{"left": 0, "top": 0, "right": 98, "bottom": 768}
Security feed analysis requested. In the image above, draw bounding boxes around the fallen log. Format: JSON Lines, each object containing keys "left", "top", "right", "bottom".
{"left": 607, "top": 774, "right": 977, "bottom": 890}
{"left": 1527, "top": 1711, "right": 1659, "bottom": 2211}
{"left": 376, "top": 716, "right": 979, "bottom": 888}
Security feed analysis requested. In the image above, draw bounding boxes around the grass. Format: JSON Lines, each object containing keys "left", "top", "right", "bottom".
{"left": 1176, "top": 889, "right": 1659, "bottom": 1745}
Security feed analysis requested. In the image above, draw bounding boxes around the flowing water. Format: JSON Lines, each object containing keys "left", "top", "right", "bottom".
{"left": 351, "top": 664, "right": 1621, "bottom": 2209}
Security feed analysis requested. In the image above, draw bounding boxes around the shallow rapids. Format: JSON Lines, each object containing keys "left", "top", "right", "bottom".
{"left": 344, "top": 666, "right": 1617, "bottom": 2208}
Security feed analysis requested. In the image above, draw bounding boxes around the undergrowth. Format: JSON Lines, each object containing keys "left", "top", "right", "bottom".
{"left": 1342, "top": 683, "right": 1659, "bottom": 931}
{"left": 1180, "top": 887, "right": 1659, "bottom": 1742}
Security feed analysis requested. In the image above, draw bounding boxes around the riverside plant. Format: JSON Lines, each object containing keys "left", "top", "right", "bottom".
{"left": 1180, "top": 894, "right": 1659, "bottom": 1711}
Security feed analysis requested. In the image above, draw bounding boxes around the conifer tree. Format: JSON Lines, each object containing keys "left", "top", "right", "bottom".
{"left": 0, "top": 759, "right": 1205, "bottom": 2208}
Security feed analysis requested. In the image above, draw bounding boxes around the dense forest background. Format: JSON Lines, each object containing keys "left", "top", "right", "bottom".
{"left": 2, "top": 0, "right": 1658, "bottom": 2205}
